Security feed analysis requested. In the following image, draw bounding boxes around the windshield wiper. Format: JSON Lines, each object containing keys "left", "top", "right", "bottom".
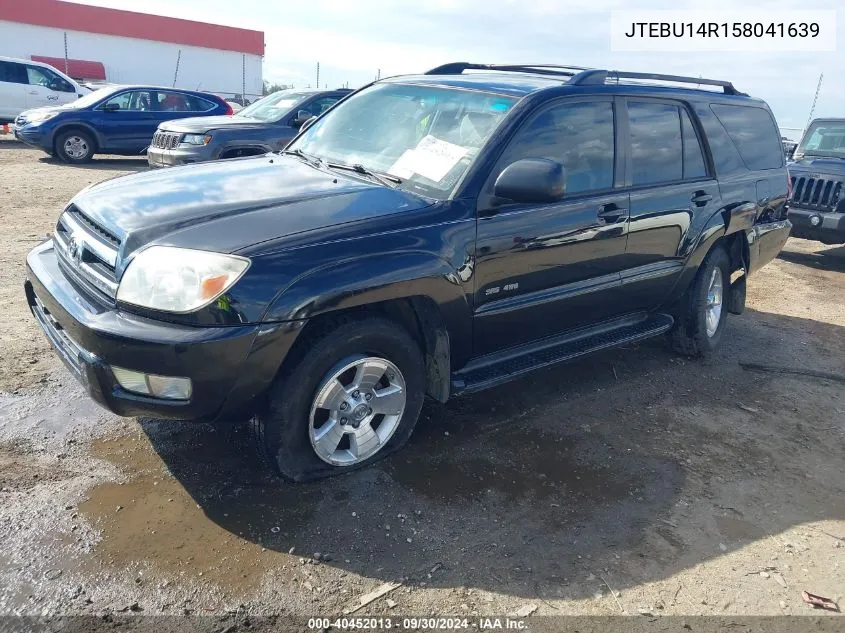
{"left": 326, "top": 161, "right": 402, "bottom": 186}
{"left": 281, "top": 148, "right": 323, "bottom": 167}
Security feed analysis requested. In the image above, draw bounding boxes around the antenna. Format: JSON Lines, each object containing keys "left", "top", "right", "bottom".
{"left": 803, "top": 73, "right": 823, "bottom": 136}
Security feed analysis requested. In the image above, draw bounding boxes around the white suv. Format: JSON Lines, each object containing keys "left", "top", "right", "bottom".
{"left": 0, "top": 56, "right": 83, "bottom": 123}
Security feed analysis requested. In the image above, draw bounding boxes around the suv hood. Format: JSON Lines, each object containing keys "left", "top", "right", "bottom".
{"left": 69, "top": 155, "right": 432, "bottom": 260}
{"left": 159, "top": 115, "right": 271, "bottom": 134}
{"left": 788, "top": 156, "right": 845, "bottom": 175}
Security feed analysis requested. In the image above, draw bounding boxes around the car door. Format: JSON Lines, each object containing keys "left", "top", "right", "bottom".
{"left": 24, "top": 65, "right": 77, "bottom": 109}
{"left": 621, "top": 98, "right": 718, "bottom": 312}
{"left": 95, "top": 89, "right": 157, "bottom": 152}
{"left": 0, "top": 61, "right": 29, "bottom": 120}
{"left": 472, "top": 97, "right": 631, "bottom": 357}
{"left": 154, "top": 90, "right": 211, "bottom": 128}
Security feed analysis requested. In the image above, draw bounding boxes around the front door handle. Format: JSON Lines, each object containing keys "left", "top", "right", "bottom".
{"left": 691, "top": 191, "right": 713, "bottom": 205}
{"left": 597, "top": 203, "right": 627, "bottom": 223}
{"left": 28, "top": 91, "right": 39, "bottom": 95}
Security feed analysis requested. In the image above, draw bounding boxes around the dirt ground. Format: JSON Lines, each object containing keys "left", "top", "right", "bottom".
{"left": 0, "top": 138, "right": 843, "bottom": 621}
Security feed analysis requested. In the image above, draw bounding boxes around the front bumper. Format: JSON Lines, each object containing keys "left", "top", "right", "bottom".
{"left": 787, "top": 207, "right": 845, "bottom": 245}
{"left": 25, "top": 240, "right": 302, "bottom": 421}
{"left": 14, "top": 126, "right": 50, "bottom": 151}
{"left": 147, "top": 145, "right": 212, "bottom": 168}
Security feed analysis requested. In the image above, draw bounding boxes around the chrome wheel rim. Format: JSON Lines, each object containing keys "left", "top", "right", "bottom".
{"left": 705, "top": 268, "right": 724, "bottom": 338}
{"left": 64, "top": 136, "right": 89, "bottom": 159}
{"left": 309, "top": 355, "right": 406, "bottom": 466}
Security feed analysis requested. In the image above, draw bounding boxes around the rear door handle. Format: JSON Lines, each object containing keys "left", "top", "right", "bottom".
{"left": 691, "top": 192, "right": 713, "bottom": 205}
{"left": 597, "top": 203, "right": 628, "bottom": 223}
{"left": 28, "top": 91, "right": 39, "bottom": 95}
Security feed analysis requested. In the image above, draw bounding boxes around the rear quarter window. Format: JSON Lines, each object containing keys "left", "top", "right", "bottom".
{"left": 710, "top": 104, "right": 784, "bottom": 170}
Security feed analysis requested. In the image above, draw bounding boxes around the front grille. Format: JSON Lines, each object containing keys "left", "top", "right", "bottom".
{"left": 790, "top": 175, "right": 844, "bottom": 212}
{"left": 54, "top": 207, "right": 120, "bottom": 301}
{"left": 151, "top": 131, "right": 183, "bottom": 150}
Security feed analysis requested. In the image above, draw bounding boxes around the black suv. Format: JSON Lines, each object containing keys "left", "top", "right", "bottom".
{"left": 147, "top": 88, "right": 352, "bottom": 167}
{"left": 25, "top": 63, "right": 791, "bottom": 481}
{"left": 786, "top": 118, "right": 845, "bottom": 244}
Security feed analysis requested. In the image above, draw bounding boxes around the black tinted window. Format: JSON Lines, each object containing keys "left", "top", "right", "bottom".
{"left": 184, "top": 95, "right": 216, "bottom": 112}
{"left": 710, "top": 104, "right": 783, "bottom": 170}
{"left": 628, "top": 101, "right": 682, "bottom": 186}
{"left": 681, "top": 109, "right": 707, "bottom": 178}
{"left": 501, "top": 101, "right": 615, "bottom": 194}
{"left": 0, "top": 61, "right": 28, "bottom": 84}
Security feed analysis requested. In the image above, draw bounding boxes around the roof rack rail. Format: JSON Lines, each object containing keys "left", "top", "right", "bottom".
{"left": 569, "top": 69, "right": 743, "bottom": 95}
{"left": 425, "top": 63, "right": 594, "bottom": 78}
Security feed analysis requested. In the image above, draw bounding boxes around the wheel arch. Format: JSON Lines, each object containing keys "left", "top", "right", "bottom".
{"left": 53, "top": 122, "right": 101, "bottom": 154}
{"left": 264, "top": 252, "right": 473, "bottom": 402}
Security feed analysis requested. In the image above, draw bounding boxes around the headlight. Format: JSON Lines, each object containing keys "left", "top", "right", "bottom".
{"left": 179, "top": 134, "right": 212, "bottom": 146}
{"left": 27, "top": 111, "right": 59, "bottom": 125}
{"left": 116, "top": 246, "right": 250, "bottom": 313}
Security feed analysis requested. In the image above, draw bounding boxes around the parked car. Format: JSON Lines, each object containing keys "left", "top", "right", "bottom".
{"left": 0, "top": 55, "right": 84, "bottom": 124}
{"left": 787, "top": 118, "right": 845, "bottom": 244}
{"left": 14, "top": 85, "right": 232, "bottom": 163}
{"left": 147, "top": 88, "right": 352, "bottom": 167}
{"left": 25, "top": 63, "right": 791, "bottom": 482}
{"left": 782, "top": 136, "right": 798, "bottom": 161}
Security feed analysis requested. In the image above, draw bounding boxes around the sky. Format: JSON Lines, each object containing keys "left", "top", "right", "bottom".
{"left": 78, "top": 0, "right": 843, "bottom": 136}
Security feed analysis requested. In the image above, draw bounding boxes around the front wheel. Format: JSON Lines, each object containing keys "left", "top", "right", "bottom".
{"left": 56, "top": 130, "right": 95, "bottom": 163}
{"left": 250, "top": 316, "right": 425, "bottom": 482}
{"left": 670, "top": 246, "right": 730, "bottom": 357}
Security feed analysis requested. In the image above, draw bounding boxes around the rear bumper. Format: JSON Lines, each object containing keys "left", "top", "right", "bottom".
{"left": 787, "top": 207, "right": 845, "bottom": 245}
{"left": 25, "top": 239, "right": 302, "bottom": 421}
{"left": 747, "top": 219, "right": 792, "bottom": 275}
{"left": 147, "top": 145, "right": 212, "bottom": 168}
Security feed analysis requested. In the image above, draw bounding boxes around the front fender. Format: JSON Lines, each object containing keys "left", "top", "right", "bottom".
{"left": 53, "top": 120, "right": 105, "bottom": 151}
{"left": 263, "top": 251, "right": 473, "bottom": 362}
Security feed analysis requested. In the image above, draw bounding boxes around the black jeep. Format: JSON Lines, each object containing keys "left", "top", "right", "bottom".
{"left": 25, "top": 63, "right": 792, "bottom": 481}
{"left": 787, "top": 118, "right": 845, "bottom": 244}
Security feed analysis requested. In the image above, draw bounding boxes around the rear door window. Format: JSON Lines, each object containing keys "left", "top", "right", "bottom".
{"left": 710, "top": 104, "right": 783, "bottom": 170}
{"left": 628, "top": 101, "right": 683, "bottom": 186}
{"left": 183, "top": 94, "right": 217, "bottom": 112}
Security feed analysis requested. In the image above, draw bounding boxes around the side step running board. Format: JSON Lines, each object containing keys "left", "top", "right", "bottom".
{"left": 452, "top": 313, "right": 674, "bottom": 395}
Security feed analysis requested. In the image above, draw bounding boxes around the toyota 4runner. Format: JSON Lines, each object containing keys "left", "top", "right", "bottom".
{"left": 25, "top": 63, "right": 792, "bottom": 481}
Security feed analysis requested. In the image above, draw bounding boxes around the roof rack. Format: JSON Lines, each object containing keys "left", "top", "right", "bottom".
{"left": 569, "top": 69, "right": 743, "bottom": 95}
{"left": 423, "top": 62, "right": 744, "bottom": 95}
{"left": 425, "top": 63, "right": 594, "bottom": 78}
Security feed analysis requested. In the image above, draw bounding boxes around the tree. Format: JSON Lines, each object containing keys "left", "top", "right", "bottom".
{"left": 263, "top": 80, "right": 294, "bottom": 95}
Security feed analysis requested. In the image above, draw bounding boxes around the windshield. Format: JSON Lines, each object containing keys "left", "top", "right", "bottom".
{"left": 63, "top": 86, "right": 123, "bottom": 109}
{"left": 237, "top": 90, "right": 313, "bottom": 122}
{"left": 289, "top": 82, "right": 517, "bottom": 199}
{"left": 797, "top": 121, "right": 845, "bottom": 158}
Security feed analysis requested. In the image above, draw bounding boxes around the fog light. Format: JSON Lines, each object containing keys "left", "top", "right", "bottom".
{"left": 810, "top": 215, "right": 821, "bottom": 226}
{"left": 111, "top": 366, "right": 192, "bottom": 400}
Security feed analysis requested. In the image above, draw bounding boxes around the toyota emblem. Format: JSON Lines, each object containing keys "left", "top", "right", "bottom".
{"left": 67, "top": 235, "right": 82, "bottom": 264}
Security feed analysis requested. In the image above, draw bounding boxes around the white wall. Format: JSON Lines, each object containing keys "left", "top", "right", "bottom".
{"left": 0, "top": 21, "right": 263, "bottom": 100}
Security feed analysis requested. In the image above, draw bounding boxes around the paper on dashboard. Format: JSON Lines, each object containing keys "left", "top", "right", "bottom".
{"left": 388, "top": 135, "right": 468, "bottom": 182}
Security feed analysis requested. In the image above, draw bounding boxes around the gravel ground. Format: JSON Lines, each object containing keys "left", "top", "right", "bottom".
{"left": 0, "top": 138, "right": 843, "bottom": 620}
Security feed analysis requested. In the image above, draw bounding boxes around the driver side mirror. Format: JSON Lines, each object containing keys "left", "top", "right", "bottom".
{"left": 292, "top": 109, "right": 313, "bottom": 127}
{"left": 102, "top": 102, "right": 120, "bottom": 112}
{"left": 493, "top": 158, "right": 566, "bottom": 204}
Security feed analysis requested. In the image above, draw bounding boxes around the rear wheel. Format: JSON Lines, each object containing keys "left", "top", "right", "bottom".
{"left": 250, "top": 316, "right": 425, "bottom": 482}
{"left": 56, "top": 130, "right": 95, "bottom": 163}
{"left": 670, "top": 246, "right": 731, "bottom": 357}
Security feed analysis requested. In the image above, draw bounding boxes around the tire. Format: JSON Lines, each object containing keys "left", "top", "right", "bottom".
{"left": 670, "top": 246, "right": 731, "bottom": 357}
{"left": 250, "top": 315, "right": 425, "bottom": 482}
{"left": 55, "top": 129, "right": 95, "bottom": 163}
